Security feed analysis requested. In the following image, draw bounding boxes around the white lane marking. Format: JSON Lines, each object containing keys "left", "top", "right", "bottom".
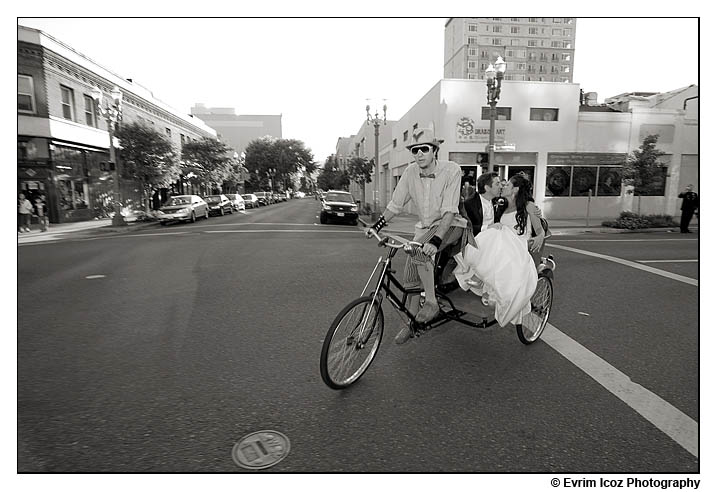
{"left": 77, "top": 232, "right": 196, "bottom": 241}
{"left": 637, "top": 259, "right": 698, "bottom": 263}
{"left": 85, "top": 275, "right": 106, "bottom": 279}
{"left": 204, "top": 229, "right": 361, "bottom": 234}
{"left": 547, "top": 243, "right": 698, "bottom": 286}
{"left": 551, "top": 239, "right": 696, "bottom": 242}
{"left": 542, "top": 323, "right": 698, "bottom": 458}
{"left": 183, "top": 222, "right": 322, "bottom": 228}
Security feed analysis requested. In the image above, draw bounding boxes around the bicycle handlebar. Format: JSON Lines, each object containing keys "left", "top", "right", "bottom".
{"left": 367, "top": 228, "right": 423, "bottom": 253}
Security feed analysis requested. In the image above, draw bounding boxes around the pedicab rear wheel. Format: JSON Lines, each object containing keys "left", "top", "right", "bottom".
{"left": 516, "top": 273, "right": 553, "bottom": 345}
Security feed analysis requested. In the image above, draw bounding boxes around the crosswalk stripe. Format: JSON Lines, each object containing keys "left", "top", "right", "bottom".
{"left": 542, "top": 323, "right": 698, "bottom": 458}
{"left": 547, "top": 243, "right": 698, "bottom": 286}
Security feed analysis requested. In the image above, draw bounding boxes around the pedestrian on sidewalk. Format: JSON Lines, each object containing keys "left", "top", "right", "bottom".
{"left": 678, "top": 184, "right": 698, "bottom": 233}
{"left": 366, "top": 125, "right": 475, "bottom": 344}
{"left": 18, "top": 192, "right": 33, "bottom": 233}
{"left": 34, "top": 196, "right": 48, "bottom": 232}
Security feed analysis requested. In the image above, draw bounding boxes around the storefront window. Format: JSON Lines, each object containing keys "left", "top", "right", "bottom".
{"left": 597, "top": 167, "right": 622, "bottom": 196}
{"left": 52, "top": 145, "right": 89, "bottom": 211}
{"left": 570, "top": 167, "right": 597, "bottom": 196}
{"left": 545, "top": 166, "right": 571, "bottom": 196}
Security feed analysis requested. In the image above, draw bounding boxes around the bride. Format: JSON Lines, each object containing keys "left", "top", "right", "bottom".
{"left": 453, "top": 173, "right": 546, "bottom": 327}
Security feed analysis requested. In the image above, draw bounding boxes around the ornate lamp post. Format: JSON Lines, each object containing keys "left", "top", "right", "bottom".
{"left": 91, "top": 85, "right": 125, "bottom": 226}
{"left": 366, "top": 102, "right": 386, "bottom": 220}
{"left": 485, "top": 56, "right": 506, "bottom": 173}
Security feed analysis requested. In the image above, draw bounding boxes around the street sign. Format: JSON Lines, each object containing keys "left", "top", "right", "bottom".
{"left": 495, "top": 144, "right": 516, "bottom": 152}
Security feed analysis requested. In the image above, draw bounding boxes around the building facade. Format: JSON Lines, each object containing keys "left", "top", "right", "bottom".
{"left": 348, "top": 79, "right": 697, "bottom": 220}
{"left": 18, "top": 26, "right": 217, "bottom": 223}
{"left": 444, "top": 18, "right": 576, "bottom": 83}
{"left": 190, "top": 104, "right": 282, "bottom": 157}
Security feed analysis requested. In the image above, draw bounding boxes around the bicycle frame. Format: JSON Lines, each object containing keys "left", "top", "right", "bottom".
{"left": 361, "top": 242, "right": 497, "bottom": 336}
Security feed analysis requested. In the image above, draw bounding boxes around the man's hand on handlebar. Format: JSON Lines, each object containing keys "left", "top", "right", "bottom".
{"left": 422, "top": 242, "right": 438, "bottom": 257}
{"left": 365, "top": 227, "right": 379, "bottom": 240}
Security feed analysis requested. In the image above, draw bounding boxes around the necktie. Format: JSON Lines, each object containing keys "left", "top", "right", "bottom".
{"left": 419, "top": 173, "right": 435, "bottom": 178}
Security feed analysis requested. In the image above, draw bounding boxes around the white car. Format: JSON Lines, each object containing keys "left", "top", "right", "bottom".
{"left": 242, "top": 194, "right": 259, "bottom": 208}
{"left": 225, "top": 193, "right": 246, "bottom": 211}
{"left": 158, "top": 195, "right": 209, "bottom": 224}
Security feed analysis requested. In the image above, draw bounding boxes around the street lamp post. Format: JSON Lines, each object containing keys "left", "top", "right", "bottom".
{"left": 485, "top": 56, "right": 506, "bottom": 173}
{"left": 366, "top": 102, "right": 386, "bottom": 220}
{"left": 91, "top": 85, "right": 125, "bottom": 226}
{"left": 267, "top": 168, "right": 276, "bottom": 196}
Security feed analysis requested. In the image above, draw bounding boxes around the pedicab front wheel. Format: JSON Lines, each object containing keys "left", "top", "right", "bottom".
{"left": 320, "top": 296, "right": 384, "bottom": 389}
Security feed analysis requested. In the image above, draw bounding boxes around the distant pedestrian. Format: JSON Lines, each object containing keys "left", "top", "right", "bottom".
{"left": 35, "top": 196, "right": 48, "bottom": 232}
{"left": 678, "top": 184, "right": 698, "bottom": 233}
{"left": 18, "top": 193, "right": 33, "bottom": 233}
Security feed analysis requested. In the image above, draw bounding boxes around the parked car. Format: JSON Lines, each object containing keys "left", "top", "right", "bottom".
{"left": 203, "top": 194, "right": 234, "bottom": 216}
{"left": 158, "top": 195, "right": 209, "bottom": 225}
{"left": 225, "top": 193, "right": 246, "bottom": 212}
{"left": 320, "top": 190, "right": 359, "bottom": 225}
{"left": 242, "top": 193, "right": 259, "bottom": 208}
{"left": 274, "top": 192, "right": 284, "bottom": 203}
{"left": 255, "top": 191, "right": 272, "bottom": 206}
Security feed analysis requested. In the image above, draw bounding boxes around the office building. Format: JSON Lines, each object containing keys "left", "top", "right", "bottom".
{"left": 444, "top": 18, "right": 577, "bottom": 83}
{"left": 190, "top": 104, "right": 282, "bottom": 157}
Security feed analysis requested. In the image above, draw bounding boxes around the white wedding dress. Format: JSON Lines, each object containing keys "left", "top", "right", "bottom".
{"left": 452, "top": 210, "right": 537, "bottom": 327}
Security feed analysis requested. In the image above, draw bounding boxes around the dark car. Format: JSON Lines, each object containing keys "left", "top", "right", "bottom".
{"left": 320, "top": 190, "right": 359, "bottom": 225}
{"left": 203, "top": 194, "right": 234, "bottom": 216}
{"left": 255, "top": 191, "right": 272, "bottom": 206}
{"left": 158, "top": 195, "right": 209, "bottom": 225}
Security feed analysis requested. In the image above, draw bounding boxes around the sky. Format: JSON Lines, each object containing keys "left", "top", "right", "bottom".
{"left": 17, "top": 17, "right": 698, "bottom": 165}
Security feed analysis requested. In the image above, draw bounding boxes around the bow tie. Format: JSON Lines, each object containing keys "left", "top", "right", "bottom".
{"left": 419, "top": 173, "right": 435, "bottom": 179}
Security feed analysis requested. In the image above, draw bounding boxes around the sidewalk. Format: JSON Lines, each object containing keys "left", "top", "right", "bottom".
{"left": 17, "top": 216, "right": 159, "bottom": 245}
{"left": 358, "top": 213, "right": 698, "bottom": 236}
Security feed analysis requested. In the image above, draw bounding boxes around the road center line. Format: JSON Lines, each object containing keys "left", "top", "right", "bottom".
{"left": 541, "top": 323, "right": 698, "bottom": 458}
{"left": 547, "top": 243, "right": 698, "bottom": 286}
{"left": 637, "top": 259, "right": 698, "bottom": 263}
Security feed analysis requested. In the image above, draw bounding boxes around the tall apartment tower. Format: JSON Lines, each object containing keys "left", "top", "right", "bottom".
{"left": 444, "top": 18, "right": 577, "bottom": 82}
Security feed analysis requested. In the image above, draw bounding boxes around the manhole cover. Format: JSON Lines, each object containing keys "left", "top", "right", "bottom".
{"left": 232, "top": 430, "right": 290, "bottom": 470}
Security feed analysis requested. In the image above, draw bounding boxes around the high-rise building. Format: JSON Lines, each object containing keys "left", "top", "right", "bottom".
{"left": 444, "top": 17, "right": 576, "bottom": 83}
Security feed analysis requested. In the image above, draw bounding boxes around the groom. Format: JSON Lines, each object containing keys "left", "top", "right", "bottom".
{"left": 462, "top": 171, "right": 506, "bottom": 235}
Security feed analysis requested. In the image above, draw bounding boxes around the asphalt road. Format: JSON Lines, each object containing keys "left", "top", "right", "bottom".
{"left": 18, "top": 199, "right": 699, "bottom": 473}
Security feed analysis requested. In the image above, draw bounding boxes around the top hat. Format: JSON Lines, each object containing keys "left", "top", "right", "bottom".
{"left": 406, "top": 127, "right": 444, "bottom": 150}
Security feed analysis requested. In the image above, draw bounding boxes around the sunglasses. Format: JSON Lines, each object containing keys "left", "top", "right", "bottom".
{"left": 410, "top": 145, "right": 433, "bottom": 155}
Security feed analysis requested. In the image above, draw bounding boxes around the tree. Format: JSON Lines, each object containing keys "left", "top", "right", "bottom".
{"left": 181, "top": 137, "right": 233, "bottom": 195}
{"left": 347, "top": 156, "right": 374, "bottom": 207}
{"left": 622, "top": 134, "right": 667, "bottom": 214}
{"left": 316, "top": 155, "right": 349, "bottom": 191}
{"left": 244, "top": 137, "right": 315, "bottom": 191}
{"left": 115, "top": 122, "right": 180, "bottom": 212}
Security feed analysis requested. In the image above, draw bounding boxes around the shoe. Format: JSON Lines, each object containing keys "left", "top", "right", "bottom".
{"left": 394, "top": 325, "right": 412, "bottom": 345}
{"left": 416, "top": 301, "right": 440, "bottom": 323}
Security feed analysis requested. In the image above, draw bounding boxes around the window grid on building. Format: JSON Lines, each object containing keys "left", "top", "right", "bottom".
{"left": 18, "top": 74, "right": 35, "bottom": 113}
{"left": 60, "top": 85, "right": 74, "bottom": 120}
{"left": 83, "top": 95, "right": 96, "bottom": 127}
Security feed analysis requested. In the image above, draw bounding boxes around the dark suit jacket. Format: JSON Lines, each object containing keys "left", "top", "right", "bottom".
{"left": 462, "top": 193, "right": 507, "bottom": 234}
{"left": 678, "top": 191, "right": 698, "bottom": 212}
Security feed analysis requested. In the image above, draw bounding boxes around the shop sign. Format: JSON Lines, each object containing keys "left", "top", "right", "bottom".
{"left": 547, "top": 152, "right": 626, "bottom": 166}
{"left": 456, "top": 117, "right": 505, "bottom": 143}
